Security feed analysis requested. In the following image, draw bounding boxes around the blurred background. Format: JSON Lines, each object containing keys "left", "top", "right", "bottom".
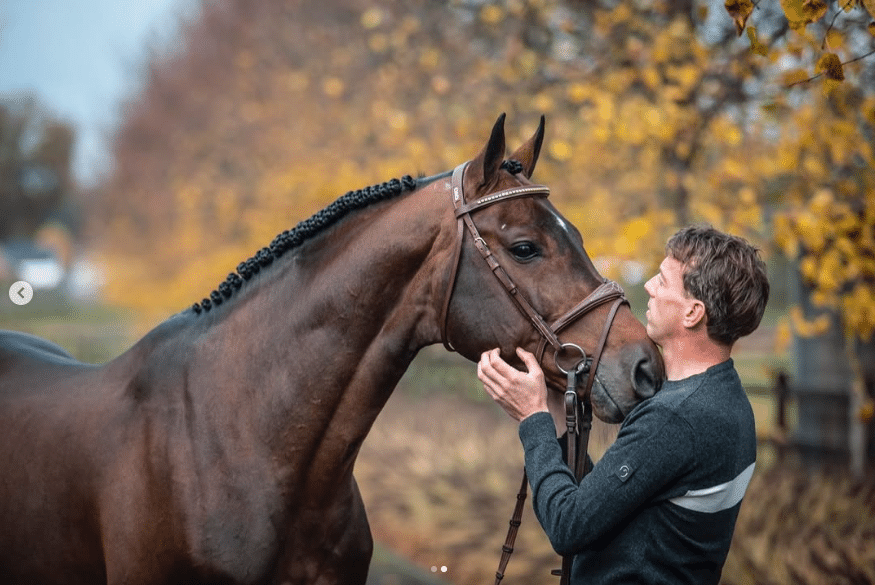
{"left": 1, "top": 0, "right": 874, "bottom": 583}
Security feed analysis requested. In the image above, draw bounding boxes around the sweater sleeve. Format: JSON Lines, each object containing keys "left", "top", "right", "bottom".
{"left": 518, "top": 401, "right": 696, "bottom": 556}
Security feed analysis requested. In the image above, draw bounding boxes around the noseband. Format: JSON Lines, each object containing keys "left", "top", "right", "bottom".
{"left": 439, "top": 161, "right": 628, "bottom": 400}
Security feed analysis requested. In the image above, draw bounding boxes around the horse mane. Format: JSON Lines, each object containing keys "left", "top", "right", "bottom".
{"left": 191, "top": 174, "right": 417, "bottom": 314}
{"left": 190, "top": 160, "right": 524, "bottom": 315}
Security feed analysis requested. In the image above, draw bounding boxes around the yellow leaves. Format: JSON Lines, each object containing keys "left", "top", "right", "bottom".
{"left": 430, "top": 75, "right": 450, "bottom": 95}
{"left": 566, "top": 82, "right": 590, "bottom": 104}
{"left": 796, "top": 209, "right": 828, "bottom": 253}
{"left": 480, "top": 5, "right": 504, "bottom": 25}
{"left": 615, "top": 101, "right": 648, "bottom": 145}
{"left": 591, "top": 93, "right": 615, "bottom": 126}
{"left": 808, "top": 188, "right": 834, "bottom": 216}
{"left": 747, "top": 26, "right": 769, "bottom": 56}
{"left": 824, "top": 29, "right": 846, "bottom": 51}
{"left": 610, "top": 3, "right": 634, "bottom": 25}
{"left": 604, "top": 68, "right": 636, "bottom": 95}
{"left": 322, "top": 77, "right": 345, "bottom": 98}
{"left": 782, "top": 68, "right": 812, "bottom": 86}
{"left": 790, "top": 306, "right": 832, "bottom": 337}
{"left": 418, "top": 49, "right": 441, "bottom": 71}
{"left": 613, "top": 214, "right": 674, "bottom": 259}
{"left": 777, "top": 188, "right": 875, "bottom": 341}
{"left": 666, "top": 63, "right": 701, "bottom": 92}
{"left": 368, "top": 33, "right": 389, "bottom": 53}
{"left": 641, "top": 67, "right": 662, "bottom": 91}
{"left": 711, "top": 117, "right": 743, "bottom": 148}
{"left": 775, "top": 316, "right": 793, "bottom": 354}
{"left": 725, "top": 0, "right": 754, "bottom": 35}
{"left": 780, "top": 0, "right": 829, "bottom": 30}
{"left": 842, "top": 283, "right": 875, "bottom": 341}
{"left": 387, "top": 110, "right": 409, "bottom": 132}
{"left": 652, "top": 18, "right": 695, "bottom": 64}
{"left": 360, "top": 8, "right": 385, "bottom": 29}
{"left": 816, "top": 53, "right": 845, "bottom": 81}
{"left": 95, "top": 0, "right": 875, "bottom": 328}
{"left": 774, "top": 215, "right": 799, "bottom": 257}
{"left": 531, "top": 93, "right": 554, "bottom": 114}
{"left": 548, "top": 140, "right": 572, "bottom": 161}
{"left": 816, "top": 248, "right": 844, "bottom": 293}
{"left": 616, "top": 217, "right": 653, "bottom": 257}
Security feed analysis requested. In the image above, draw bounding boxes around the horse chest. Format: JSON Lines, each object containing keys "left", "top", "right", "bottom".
{"left": 181, "top": 478, "right": 368, "bottom": 584}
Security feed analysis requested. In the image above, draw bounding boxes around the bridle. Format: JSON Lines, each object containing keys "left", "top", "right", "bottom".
{"left": 437, "top": 161, "right": 628, "bottom": 585}
{"left": 439, "top": 160, "right": 627, "bottom": 398}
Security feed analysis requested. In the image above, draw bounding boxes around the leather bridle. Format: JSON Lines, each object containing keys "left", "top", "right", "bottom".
{"left": 437, "top": 161, "right": 629, "bottom": 585}
{"left": 439, "top": 160, "right": 627, "bottom": 396}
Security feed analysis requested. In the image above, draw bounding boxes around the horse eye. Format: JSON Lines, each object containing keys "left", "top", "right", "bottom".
{"left": 509, "top": 242, "right": 539, "bottom": 262}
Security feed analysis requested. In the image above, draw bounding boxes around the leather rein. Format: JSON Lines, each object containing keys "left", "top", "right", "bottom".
{"left": 437, "top": 161, "right": 628, "bottom": 585}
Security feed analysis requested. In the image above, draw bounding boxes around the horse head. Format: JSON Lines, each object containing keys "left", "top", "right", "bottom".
{"left": 439, "top": 114, "right": 664, "bottom": 423}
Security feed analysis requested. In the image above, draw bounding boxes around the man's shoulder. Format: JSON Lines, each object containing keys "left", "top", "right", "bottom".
{"left": 644, "top": 360, "right": 745, "bottom": 420}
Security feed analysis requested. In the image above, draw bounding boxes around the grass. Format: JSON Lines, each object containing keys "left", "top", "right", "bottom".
{"left": 0, "top": 290, "right": 136, "bottom": 363}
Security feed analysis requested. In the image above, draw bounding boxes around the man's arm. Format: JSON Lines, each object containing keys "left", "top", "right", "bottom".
{"left": 520, "top": 403, "right": 695, "bottom": 556}
{"left": 479, "top": 348, "right": 694, "bottom": 557}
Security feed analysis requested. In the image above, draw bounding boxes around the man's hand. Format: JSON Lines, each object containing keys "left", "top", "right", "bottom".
{"left": 478, "top": 348, "right": 549, "bottom": 422}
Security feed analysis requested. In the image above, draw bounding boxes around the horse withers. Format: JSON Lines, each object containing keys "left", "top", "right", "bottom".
{"left": 0, "top": 114, "right": 663, "bottom": 585}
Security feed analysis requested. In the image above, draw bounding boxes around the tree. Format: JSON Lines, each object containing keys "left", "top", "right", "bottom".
{"left": 0, "top": 95, "right": 76, "bottom": 241}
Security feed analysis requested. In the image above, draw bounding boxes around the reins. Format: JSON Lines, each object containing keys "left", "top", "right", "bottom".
{"left": 436, "top": 160, "right": 627, "bottom": 584}
{"left": 495, "top": 297, "right": 624, "bottom": 585}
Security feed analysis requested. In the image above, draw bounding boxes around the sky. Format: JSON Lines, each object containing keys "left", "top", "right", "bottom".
{"left": 0, "top": 0, "right": 198, "bottom": 186}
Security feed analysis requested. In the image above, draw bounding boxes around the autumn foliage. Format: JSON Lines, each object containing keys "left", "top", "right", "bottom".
{"left": 90, "top": 0, "right": 874, "bottom": 349}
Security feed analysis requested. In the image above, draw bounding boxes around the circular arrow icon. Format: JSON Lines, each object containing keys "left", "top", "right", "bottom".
{"left": 9, "top": 281, "right": 34, "bottom": 306}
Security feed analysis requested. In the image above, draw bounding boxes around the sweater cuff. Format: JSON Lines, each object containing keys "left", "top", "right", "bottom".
{"left": 518, "top": 411, "right": 557, "bottom": 450}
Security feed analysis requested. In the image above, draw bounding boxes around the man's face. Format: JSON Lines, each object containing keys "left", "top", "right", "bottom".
{"left": 643, "top": 255, "right": 694, "bottom": 346}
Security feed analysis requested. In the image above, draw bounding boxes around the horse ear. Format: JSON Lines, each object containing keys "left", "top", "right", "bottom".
{"left": 469, "top": 113, "right": 506, "bottom": 189}
{"left": 508, "top": 115, "right": 545, "bottom": 179}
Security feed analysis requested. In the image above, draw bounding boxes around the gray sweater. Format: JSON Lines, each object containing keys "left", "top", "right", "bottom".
{"left": 519, "top": 359, "right": 756, "bottom": 584}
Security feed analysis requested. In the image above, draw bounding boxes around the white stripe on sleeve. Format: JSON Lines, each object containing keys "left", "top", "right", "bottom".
{"left": 669, "top": 463, "right": 755, "bottom": 514}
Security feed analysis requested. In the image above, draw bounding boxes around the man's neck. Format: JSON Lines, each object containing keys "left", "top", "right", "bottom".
{"left": 660, "top": 336, "right": 732, "bottom": 381}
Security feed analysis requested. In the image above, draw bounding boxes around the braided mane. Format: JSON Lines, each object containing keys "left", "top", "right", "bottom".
{"left": 190, "top": 160, "right": 525, "bottom": 315}
{"left": 191, "top": 174, "right": 417, "bottom": 314}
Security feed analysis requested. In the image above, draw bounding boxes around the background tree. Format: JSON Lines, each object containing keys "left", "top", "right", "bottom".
{"left": 0, "top": 95, "right": 76, "bottom": 242}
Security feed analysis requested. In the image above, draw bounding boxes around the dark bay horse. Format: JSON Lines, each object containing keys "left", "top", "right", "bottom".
{"left": 0, "top": 115, "right": 663, "bottom": 585}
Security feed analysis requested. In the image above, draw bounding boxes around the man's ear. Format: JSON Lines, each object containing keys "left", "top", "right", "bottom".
{"left": 683, "top": 300, "right": 707, "bottom": 330}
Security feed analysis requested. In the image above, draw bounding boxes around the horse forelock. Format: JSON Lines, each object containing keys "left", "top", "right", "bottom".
{"left": 191, "top": 175, "right": 417, "bottom": 315}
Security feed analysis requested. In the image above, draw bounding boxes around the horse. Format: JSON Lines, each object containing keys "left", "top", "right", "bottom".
{"left": 0, "top": 114, "right": 663, "bottom": 585}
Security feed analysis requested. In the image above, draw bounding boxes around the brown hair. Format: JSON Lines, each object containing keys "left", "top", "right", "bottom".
{"left": 666, "top": 225, "right": 770, "bottom": 346}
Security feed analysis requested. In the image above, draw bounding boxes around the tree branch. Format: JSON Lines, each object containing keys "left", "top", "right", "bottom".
{"left": 787, "top": 48, "right": 875, "bottom": 88}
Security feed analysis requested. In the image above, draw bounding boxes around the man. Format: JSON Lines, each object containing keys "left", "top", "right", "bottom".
{"left": 478, "top": 225, "right": 769, "bottom": 584}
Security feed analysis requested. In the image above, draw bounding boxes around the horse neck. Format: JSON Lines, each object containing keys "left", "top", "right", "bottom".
{"left": 163, "top": 182, "right": 453, "bottom": 483}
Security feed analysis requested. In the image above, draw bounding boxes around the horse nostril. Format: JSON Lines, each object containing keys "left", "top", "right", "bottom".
{"left": 632, "top": 354, "right": 662, "bottom": 398}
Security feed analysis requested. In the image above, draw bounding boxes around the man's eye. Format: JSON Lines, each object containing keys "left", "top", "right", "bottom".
{"left": 509, "top": 242, "right": 539, "bottom": 261}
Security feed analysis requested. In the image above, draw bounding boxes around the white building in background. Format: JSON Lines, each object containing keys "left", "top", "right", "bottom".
{"left": 1, "top": 240, "right": 64, "bottom": 290}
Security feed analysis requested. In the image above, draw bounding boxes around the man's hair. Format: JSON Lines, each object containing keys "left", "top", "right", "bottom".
{"left": 666, "top": 225, "right": 770, "bottom": 347}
